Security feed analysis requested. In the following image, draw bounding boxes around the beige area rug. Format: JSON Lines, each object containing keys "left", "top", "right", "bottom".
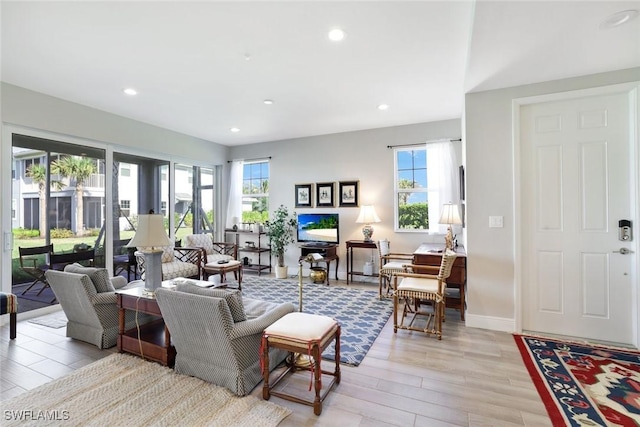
{"left": 1, "top": 353, "right": 291, "bottom": 427}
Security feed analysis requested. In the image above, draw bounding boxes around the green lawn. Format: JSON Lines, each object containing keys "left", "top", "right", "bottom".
{"left": 12, "top": 227, "right": 193, "bottom": 284}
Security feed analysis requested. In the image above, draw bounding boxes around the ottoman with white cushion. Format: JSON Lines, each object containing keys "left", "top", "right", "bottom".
{"left": 203, "top": 260, "right": 243, "bottom": 289}
{"left": 261, "top": 312, "right": 340, "bottom": 415}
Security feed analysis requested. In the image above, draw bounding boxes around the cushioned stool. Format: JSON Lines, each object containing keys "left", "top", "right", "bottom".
{"left": 261, "top": 312, "right": 340, "bottom": 415}
{"left": 0, "top": 292, "right": 18, "bottom": 339}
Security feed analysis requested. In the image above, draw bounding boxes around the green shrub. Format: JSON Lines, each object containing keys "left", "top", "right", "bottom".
{"left": 242, "top": 211, "right": 269, "bottom": 224}
{"left": 12, "top": 228, "right": 40, "bottom": 239}
{"left": 50, "top": 228, "right": 74, "bottom": 239}
{"left": 398, "top": 202, "right": 429, "bottom": 229}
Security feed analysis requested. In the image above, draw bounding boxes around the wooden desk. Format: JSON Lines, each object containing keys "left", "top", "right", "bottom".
{"left": 413, "top": 244, "right": 467, "bottom": 321}
{"left": 300, "top": 244, "right": 339, "bottom": 285}
{"left": 346, "top": 240, "right": 378, "bottom": 284}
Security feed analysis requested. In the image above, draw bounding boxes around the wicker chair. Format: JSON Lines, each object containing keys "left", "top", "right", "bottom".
{"left": 391, "top": 249, "right": 457, "bottom": 340}
{"left": 377, "top": 239, "right": 413, "bottom": 298}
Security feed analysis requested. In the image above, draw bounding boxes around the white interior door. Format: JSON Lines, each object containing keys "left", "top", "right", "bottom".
{"left": 521, "top": 89, "right": 637, "bottom": 345}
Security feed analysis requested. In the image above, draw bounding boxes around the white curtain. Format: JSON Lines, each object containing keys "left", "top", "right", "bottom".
{"left": 427, "top": 141, "right": 458, "bottom": 233}
{"left": 226, "top": 160, "right": 243, "bottom": 229}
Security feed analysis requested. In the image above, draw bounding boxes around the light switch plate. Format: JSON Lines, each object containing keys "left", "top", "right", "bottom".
{"left": 489, "top": 216, "right": 504, "bottom": 228}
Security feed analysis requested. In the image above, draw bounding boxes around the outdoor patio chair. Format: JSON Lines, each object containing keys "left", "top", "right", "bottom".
{"left": 18, "top": 244, "right": 54, "bottom": 297}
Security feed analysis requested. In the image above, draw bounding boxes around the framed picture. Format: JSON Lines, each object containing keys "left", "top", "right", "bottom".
{"left": 295, "top": 184, "right": 313, "bottom": 208}
{"left": 339, "top": 181, "right": 359, "bottom": 207}
{"left": 316, "top": 182, "right": 335, "bottom": 207}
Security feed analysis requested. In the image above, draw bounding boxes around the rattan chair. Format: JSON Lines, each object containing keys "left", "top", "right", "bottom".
{"left": 391, "top": 249, "right": 457, "bottom": 340}
{"left": 377, "top": 239, "right": 413, "bottom": 298}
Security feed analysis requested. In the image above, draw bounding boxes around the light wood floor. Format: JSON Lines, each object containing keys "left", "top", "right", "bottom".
{"left": 0, "top": 278, "right": 552, "bottom": 426}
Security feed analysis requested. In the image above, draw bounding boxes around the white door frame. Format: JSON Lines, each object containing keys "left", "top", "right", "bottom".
{"left": 512, "top": 82, "right": 640, "bottom": 347}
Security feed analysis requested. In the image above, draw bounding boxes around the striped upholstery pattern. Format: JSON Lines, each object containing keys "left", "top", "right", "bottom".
{"left": 155, "top": 288, "right": 295, "bottom": 396}
{"left": 176, "top": 283, "right": 247, "bottom": 322}
{"left": 0, "top": 292, "right": 17, "bottom": 340}
{"left": 0, "top": 292, "right": 18, "bottom": 314}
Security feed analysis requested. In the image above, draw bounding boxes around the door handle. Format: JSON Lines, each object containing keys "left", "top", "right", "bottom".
{"left": 613, "top": 248, "right": 634, "bottom": 255}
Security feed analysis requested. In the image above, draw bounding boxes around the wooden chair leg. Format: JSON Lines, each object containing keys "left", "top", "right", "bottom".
{"left": 9, "top": 312, "right": 16, "bottom": 339}
{"left": 393, "top": 292, "right": 399, "bottom": 333}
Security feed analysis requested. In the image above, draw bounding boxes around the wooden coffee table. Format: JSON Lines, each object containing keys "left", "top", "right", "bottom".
{"left": 116, "top": 286, "right": 176, "bottom": 367}
{"left": 203, "top": 260, "right": 243, "bottom": 290}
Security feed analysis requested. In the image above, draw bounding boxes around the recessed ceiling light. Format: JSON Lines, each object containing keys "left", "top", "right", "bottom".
{"left": 123, "top": 88, "right": 137, "bottom": 96}
{"left": 230, "top": 127, "right": 240, "bottom": 133}
{"left": 328, "top": 28, "right": 346, "bottom": 41}
{"left": 263, "top": 99, "right": 274, "bottom": 105}
{"left": 377, "top": 104, "right": 389, "bottom": 111}
{"left": 599, "top": 9, "right": 639, "bottom": 30}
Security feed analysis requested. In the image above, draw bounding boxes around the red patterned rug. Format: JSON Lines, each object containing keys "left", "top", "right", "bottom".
{"left": 514, "top": 334, "right": 640, "bottom": 426}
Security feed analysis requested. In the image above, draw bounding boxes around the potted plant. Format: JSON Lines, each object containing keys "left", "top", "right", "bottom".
{"left": 264, "top": 205, "right": 297, "bottom": 279}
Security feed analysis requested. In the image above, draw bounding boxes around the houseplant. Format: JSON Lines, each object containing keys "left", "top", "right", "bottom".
{"left": 264, "top": 205, "right": 297, "bottom": 279}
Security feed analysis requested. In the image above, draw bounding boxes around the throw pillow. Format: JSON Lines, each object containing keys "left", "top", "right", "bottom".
{"left": 186, "top": 234, "right": 214, "bottom": 255}
{"left": 64, "top": 263, "right": 115, "bottom": 293}
{"left": 175, "top": 283, "right": 246, "bottom": 322}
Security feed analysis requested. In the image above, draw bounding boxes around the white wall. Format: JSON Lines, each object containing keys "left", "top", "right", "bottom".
{"left": 1, "top": 83, "right": 228, "bottom": 161}
{"left": 0, "top": 83, "right": 227, "bottom": 297}
{"left": 229, "top": 119, "right": 462, "bottom": 279}
{"left": 464, "top": 67, "right": 640, "bottom": 331}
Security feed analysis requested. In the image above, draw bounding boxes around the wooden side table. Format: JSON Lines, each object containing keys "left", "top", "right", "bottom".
{"left": 345, "top": 240, "right": 378, "bottom": 284}
{"left": 116, "top": 286, "right": 176, "bottom": 367}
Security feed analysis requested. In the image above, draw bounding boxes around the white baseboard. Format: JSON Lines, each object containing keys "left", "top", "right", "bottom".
{"left": 465, "top": 313, "right": 515, "bottom": 333}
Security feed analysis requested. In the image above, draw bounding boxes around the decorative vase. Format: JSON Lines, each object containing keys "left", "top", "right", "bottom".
{"left": 309, "top": 267, "right": 327, "bottom": 284}
{"left": 275, "top": 265, "right": 288, "bottom": 279}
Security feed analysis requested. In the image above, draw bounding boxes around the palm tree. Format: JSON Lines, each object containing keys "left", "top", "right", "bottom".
{"left": 25, "top": 163, "right": 64, "bottom": 237}
{"left": 52, "top": 156, "right": 97, "bottom": 236}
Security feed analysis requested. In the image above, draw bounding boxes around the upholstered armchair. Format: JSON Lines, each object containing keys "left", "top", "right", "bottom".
{"left": 45, "top": 264, "right": 150, "bottom": 348}
{"left": 155, "top": 283, "right": 295, "bottom": 396}
{"left": 183, "top": 234, "right": 237, "bottom": 264}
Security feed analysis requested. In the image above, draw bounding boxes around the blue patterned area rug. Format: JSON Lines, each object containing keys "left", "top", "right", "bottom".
{"left": 242, "top": 276, "right": 392, "bottom": 366}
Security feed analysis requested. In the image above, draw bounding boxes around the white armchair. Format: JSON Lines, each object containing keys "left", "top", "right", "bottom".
{"left": 45, "top": 264, "right": 149, "bottom": 348}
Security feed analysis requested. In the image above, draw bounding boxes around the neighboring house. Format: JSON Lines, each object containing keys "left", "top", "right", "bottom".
{"left": 10, "top": 151, "right": 199, "bottom": 234}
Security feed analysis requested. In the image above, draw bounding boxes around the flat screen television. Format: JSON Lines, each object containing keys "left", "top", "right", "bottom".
{"left": 297, "top": 213, "right": 339, "bottom": 245}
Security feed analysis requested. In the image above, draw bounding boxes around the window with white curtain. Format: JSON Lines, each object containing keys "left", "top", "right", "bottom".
{"left": 394, "top": 141, "right": 458, "bottom": 232}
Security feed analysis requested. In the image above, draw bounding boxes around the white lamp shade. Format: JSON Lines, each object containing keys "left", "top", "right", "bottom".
{"left": 356, "top": 205, "right": 381, "bottom": 224}
{"left": 438, "top": 203, "right": 462, "bottom": 225}
{"left": 127, "top": 214, "right": 170, "bottom": 248}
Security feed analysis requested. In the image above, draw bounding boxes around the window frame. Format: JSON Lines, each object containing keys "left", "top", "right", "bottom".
{"left": 242, "top": 160, "right": 269, "bottom": 223}
{"left": 394, "top": 147, "right": 431, "bottom": 233}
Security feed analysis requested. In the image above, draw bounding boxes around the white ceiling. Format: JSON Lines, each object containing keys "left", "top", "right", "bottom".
{"left": 2, "top": 1, "right": 639, "bottom": 146}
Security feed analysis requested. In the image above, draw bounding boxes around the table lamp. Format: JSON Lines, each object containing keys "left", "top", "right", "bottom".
{"left": 127, "top": 214, "right": 170, "bottom": 294}
{"left": 438, "top": 203, "right": 462, "bottom": 251}
{"left": 356, "top": 205, "right": 381, "bottom": 242}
